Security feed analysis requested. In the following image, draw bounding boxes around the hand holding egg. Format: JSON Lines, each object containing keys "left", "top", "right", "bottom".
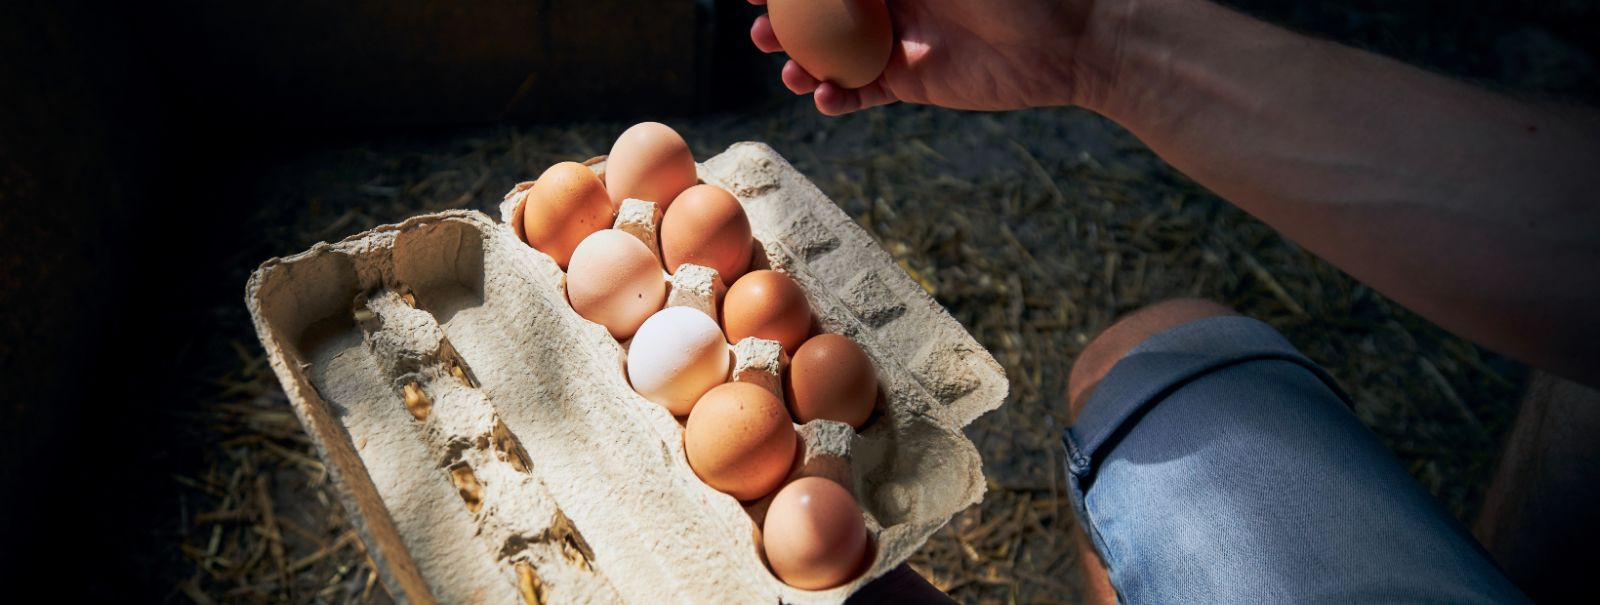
{"left": 764, "top": 0, "right": 893, "bottom": 89}
{"left": 751, "top": 0, "right": 1089, "bottom": 115}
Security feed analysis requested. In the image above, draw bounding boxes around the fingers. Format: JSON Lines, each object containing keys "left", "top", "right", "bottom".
{"left": 813, "top": 84, "right": 857, "bottom": 116}
{"left": 814, "top": 80, "right": 897, "bottom": 116}
{"left": 854, "top": 82, "right": 899, "bottom": 110}
{"left": 814, "top": 84, "right": 861, "bottom": 117}
{"left": 746, "top": 0, "right": 766, "bottom": 4}
{"left": 761, "top": 27, "right": 897, "bottom": 116}
{"left": 750, "top": 14, "right": 782, "bottom": 53}
{"left": 781, "top": 60, "right": 819, "bottom": 95}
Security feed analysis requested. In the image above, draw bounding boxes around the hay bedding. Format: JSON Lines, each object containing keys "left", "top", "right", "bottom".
{"left": 174, "top": 98, "right": 1521, "bottom": 604}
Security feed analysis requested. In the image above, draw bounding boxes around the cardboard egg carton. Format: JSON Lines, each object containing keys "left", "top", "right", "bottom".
{"left": 245, "top": 142, "right": 1007, "bottom": 604}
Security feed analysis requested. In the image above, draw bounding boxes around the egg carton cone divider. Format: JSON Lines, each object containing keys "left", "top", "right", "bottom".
{"left": 246, "top": 142, "right": 1007, "bottom": 604}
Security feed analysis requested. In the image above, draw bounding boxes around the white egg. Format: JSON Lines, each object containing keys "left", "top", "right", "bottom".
{"left": 626, "top": 306, "right": 729, "bottom": 415}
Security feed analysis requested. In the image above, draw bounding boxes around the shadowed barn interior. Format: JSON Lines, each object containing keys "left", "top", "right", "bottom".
{"left": 2, "top": 0, "right": 1597, "bottom": 602}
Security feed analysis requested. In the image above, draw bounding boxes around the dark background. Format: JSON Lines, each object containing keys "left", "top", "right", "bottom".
{"left": 2, "top": 0, "right": 1597, "bottom": 601}
{"left": 0, "top": 0, "right": 770, "bottom": 596}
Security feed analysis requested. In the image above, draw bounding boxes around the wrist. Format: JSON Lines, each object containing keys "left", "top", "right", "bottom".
{"left": 1068, "top": 0, "right": 1141, "bottom": 114}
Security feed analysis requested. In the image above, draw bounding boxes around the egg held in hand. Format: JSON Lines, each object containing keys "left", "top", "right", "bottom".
{"left": 660, "top": 184, "right": 753, "bottom": 286}
{"left": 627, "top": 306, "right": 730, "bottom": 416}
{"left": 723, "top": 270, "right": 813, "bottom": 355}
{"left": 521, "top": 162, "right": 615, "bottom": 269}
{"left": 605, "top": 122, "right": 698, "bottom": 211}
{"left": 684, "top": 382, "right": 797, "bottom": 501}
{"left": 762, "top": 476, "right": 869, "bottom": 590}
{"left": 767, "top": 0, "right": 894, "bottom": 90}
{"left": 566, "top": 230, "right": 667, "bottom": 340}
{"left": 786, "top": 334, "right": 877, "bottom": 428}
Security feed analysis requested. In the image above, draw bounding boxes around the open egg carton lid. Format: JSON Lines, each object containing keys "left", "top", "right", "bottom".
{"left": 246, "top": 141, "right": 1007, "bottom": 604}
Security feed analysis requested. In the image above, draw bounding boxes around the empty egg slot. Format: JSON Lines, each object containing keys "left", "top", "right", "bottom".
{"left": 354, "top": 278, "right": 623, "bottom": 602}
{"left": 262, "top": 251, "right": 362, "bottom": 366}
{"left": 393, "top": 218, "right": 488, "bottom": 329}
{"left": 263, "top": 254, "right": 441, "bottom": 603}
{"left": 851, "top": 413, "right": 979, "bottom": 530}
{"left": 260, "top": 246, "right": 509, "bottom": 604}
{"left": 388, "top": 267, "right": 565, "bottom": 564}
{"left": 426, "top": 225, "right": 735, "bottom": 600}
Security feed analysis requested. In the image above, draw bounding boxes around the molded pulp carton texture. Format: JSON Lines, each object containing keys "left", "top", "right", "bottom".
{"left": 245, "top": 142, "right": 1007, "bottom": 604}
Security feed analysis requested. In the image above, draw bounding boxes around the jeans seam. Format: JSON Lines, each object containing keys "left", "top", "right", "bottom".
{"left": 1064, "top": 428, "right": 1090, "bottom": 475}
{"left": 1080, "top": 493, "right": 1121, "bottom": 603}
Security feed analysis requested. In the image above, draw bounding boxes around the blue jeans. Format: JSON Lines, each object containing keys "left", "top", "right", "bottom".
{"left": 1063, "top": 316, "right": 1528, "bottom": 603}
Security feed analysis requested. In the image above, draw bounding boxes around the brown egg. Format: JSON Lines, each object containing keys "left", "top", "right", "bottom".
{"left": 565, "top": 230, "right": 667, "bottom": 340}
{"left": 767, "top": 0, "right": 894, "bottom": 89}
{"left": 660, "top": 184, "right": 753, "bottom": 285}
{"left": 522, "top": 162, "right": 615, "bottom": 269}
{"left": 605, "top": 122, "right": 698, "bottom": 211}
{"left": 762, "top": 476, "right": 869, "bottom": 590}
{"left": 785, "top": 334, "right": 877, "bottom": 428}
{"left": 684, "top": 382, "right": 797, "bottom": 501}
{"left": 722, "top": 270, "right": 812, "bottom": 355}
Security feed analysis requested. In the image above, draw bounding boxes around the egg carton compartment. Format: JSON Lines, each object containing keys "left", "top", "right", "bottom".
{"left": 246, "top": 142, "right": 1006, "bottom": 604}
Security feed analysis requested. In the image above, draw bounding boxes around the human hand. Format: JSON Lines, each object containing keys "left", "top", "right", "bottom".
{"left": 748, "top": 0, "right": 1100, "bottom": 115}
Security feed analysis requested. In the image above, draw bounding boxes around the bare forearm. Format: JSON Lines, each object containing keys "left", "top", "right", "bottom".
{"left": 1074, "top": 0, "right": 1600, "bottom": 382}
